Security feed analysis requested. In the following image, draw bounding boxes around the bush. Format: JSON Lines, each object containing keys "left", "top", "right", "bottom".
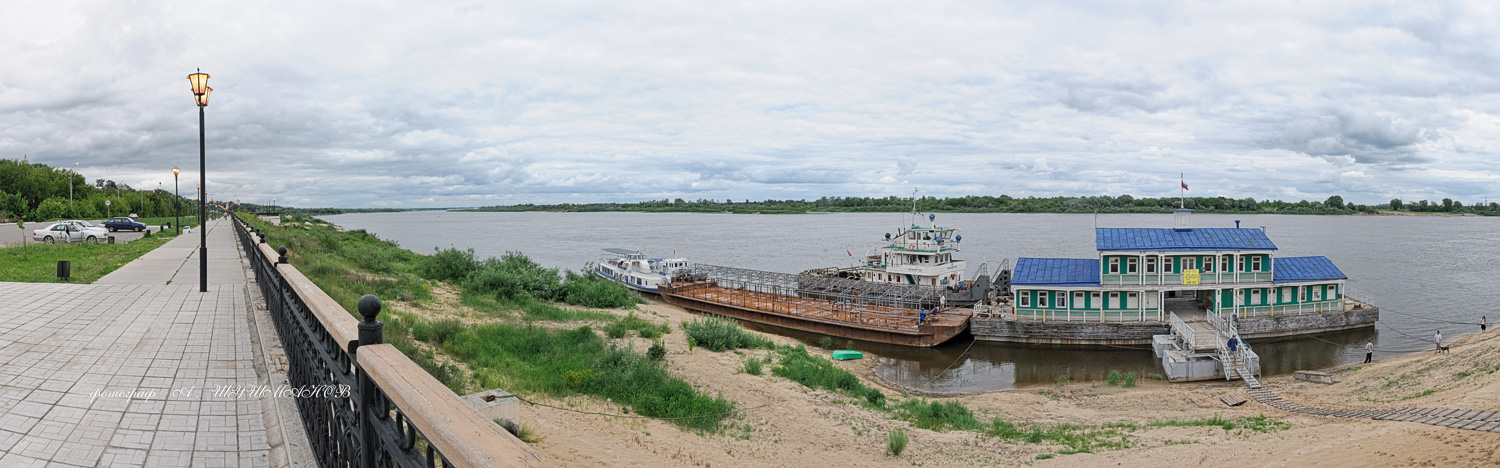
{"left": 647, "top": 342, "right": 667, "bottom": 361}
{"left": 420, "top": 247, "right": 478, "bottom": 282}
{"left": 604, "top": 312, "right": 669, "bottom": 339}
{"left": 771, "top": 345, "right": 875, "bottom": 400}
{"left": 604, "top": 321, "right": 630, "bottom": 338}
{"left": 464, "top": 252, "right": 562, "bottom": 300}
{"left": 819, "top": 336, "right": 834, "bottom": 349}
{"left": 682, "top": 317, "right": 772, "bottom": 352}
{"left": 743, "top": 357, "right": 764, "bottom": 375}
{"left": 887, "top": 429, "right": 909, "bottom": 456}
{"left": 559, "top": 272, "right": 641, "bottom": 308}
{"left": 1106, "top": 369, "right": 1122, "bottom": 386}
{"left": 412, "top": 318, "right": 465, "bottom": 345}
{"left": 1123, "top": 372, "right": 1137, "bottom": 388}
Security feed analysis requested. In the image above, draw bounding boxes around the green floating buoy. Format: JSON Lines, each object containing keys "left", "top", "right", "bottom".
{"left": 832, "top": 350, "right": 863, "bottom": 361}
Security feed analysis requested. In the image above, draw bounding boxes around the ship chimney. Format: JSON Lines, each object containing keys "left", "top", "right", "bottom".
{"left": 1173, "top": 208, "right": 1193, "bottom": 231}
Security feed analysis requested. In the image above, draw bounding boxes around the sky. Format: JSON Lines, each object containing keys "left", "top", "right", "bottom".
{"left": 3, "top": 1, "right": 1500, "bottom": 208}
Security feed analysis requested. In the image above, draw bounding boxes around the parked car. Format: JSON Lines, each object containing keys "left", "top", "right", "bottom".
{"left": 104, "top": 217, "right": 147, "bottom": 232}
{"left": 32, "top": 223, "right": 108, "bottom": 243}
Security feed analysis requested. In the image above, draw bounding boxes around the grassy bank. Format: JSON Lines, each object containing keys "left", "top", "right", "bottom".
{"left": 236, "top": 212, "right": 734, "bottom": 431}
{"left": 0, "top": 237, "right": 171, "bottom": 283}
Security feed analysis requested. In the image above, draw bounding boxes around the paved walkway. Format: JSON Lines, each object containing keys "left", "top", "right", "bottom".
{"left": 0, "top": 219, "right": 275, "bottom": 467}
{"left": 1246, "top": 386, "right": 1500, "bottom": 433}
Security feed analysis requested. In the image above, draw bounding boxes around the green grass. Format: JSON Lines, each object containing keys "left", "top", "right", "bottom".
{"left": 887, "top": 429, "right": 909, "bottom": 456}
{"left": 772, "top": 345, "right": 885, "bottom": 406}
{"left": 743, "top": 357, "right": 766, "bottom": 375}
{"left": 892, "top": 399, "right": 982, "bottom": 432}
{"left": 682, "top": 316, "right": 773, "bottom": 351}
{"left": 987, "top": 419, "right": 1136, "bottom": 452}
{"left": 1122, "top": 372, "right": 1137, "bottom": 388}
{"left": 602, "top": 312, "right": 670, "bottom": 339}
{"left": 1148, "top": 415, "right": 1288, "bottom": 433}
{"left": 0, "top": 237, "right": 170, "bottom": 283}
{"left": 1106, "top": 370, "right": 1123, "bottom": 386}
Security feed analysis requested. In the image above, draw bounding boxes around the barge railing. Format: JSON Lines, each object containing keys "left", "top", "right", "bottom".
{"left": 232, "top": 214, "right": 540, "bottom": 468}
{"left": 681, "top": 263, "right": 947, "bottom": 310}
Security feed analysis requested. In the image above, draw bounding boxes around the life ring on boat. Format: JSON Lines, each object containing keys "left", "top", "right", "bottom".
{"left": 908, "top": 244, "right": 916, "bottom": 250}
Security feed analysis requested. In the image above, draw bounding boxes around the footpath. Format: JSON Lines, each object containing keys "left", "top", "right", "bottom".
{"left": 0, "top": 218, "right": 304, "bottom": 467}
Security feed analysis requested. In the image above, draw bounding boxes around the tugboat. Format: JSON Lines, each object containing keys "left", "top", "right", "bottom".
{"left": 595, "top": 248, "right": 690, "bottom": 294}
{"left": 800, "top": 191, "right": 997, "bottom": 308}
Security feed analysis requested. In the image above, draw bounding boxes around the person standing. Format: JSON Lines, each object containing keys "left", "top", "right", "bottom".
{"left": 940, "top": 294, "right": 947, "bottom": 310}
{"left": 1364, "top": 339, "right": 1374, "bottom": 363}
{"left": 1435, "top": 330, "right": 1443, "bottom": 354}
{"left": 1483, "top": 316, "right": 1488, "bottom": 332}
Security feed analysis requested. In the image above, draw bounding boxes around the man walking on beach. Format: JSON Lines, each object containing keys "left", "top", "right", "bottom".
{"left": 1364, "top": 339, "right": 1373, "bottom": 363}
{"left": 1435, "top": 330, "right": 1443, "bottom": 354}
{"left": 1483, "top": 316, "right": 1488, "bottom": 332}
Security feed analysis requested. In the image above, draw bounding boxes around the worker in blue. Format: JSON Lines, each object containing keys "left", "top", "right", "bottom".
{"left": 1227, "top": 336, "right": 1239, "bottom": 352}
{"left": 919, "top": 309, "right": 927, "bottom": 324}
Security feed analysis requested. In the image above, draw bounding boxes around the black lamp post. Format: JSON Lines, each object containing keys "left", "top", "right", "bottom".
{"left": 172, "top": 167, "right": 181, "bottom": 235}
{"left": 189, "top": 69, "right": 212, "bottom": 293}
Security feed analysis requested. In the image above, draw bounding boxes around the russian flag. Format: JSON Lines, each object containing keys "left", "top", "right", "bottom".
{"left": 1181, "top": 182, "right": 1189, "bottom": 190}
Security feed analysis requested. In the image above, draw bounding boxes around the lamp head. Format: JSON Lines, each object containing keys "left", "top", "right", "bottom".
{"left": 187, "top": 69, "right": 210, "bottom": 96}
{"left": 172, "top": 167, "right": 180, "bottom": 175}
{"left": 195, "top": 87, "right": 212, "bottom": 107}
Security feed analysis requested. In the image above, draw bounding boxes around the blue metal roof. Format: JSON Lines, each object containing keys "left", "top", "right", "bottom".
{"left": 1012, "top": 258, "right": 1101, "bottom": 287}
{"left": 1272, "top": 256, "right": 1347, "bottom": 283}
{"left": 1095, "top": 228, "right": 1278, "bottom": 251}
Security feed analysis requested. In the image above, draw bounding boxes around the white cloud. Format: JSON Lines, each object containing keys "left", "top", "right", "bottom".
{"left": 2, "top": 1, "right": 1499, "bottom": 207}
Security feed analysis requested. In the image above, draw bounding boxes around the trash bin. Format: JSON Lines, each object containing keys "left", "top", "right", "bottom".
{"left": 108, "top": 236, "right": 115, "bottom": 244}
{"left": 57, "top": 261, "right": 71, "bottom": 281}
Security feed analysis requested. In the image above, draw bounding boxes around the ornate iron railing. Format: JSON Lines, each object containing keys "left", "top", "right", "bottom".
{"left": 232, "top": 215, "right": 539, "bottom": 468}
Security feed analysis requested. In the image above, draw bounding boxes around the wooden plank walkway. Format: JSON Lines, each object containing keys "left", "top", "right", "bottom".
{"left": 1244, "top": 387, "right": 1500, "bottom": 433}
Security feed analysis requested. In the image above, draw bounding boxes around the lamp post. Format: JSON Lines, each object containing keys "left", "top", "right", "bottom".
{"left": 188, "top": 69, "right": 212, "bottom": 293}
{"left": 69, "top": 162, "right": 78, "bottom": 208}
{"left": 173, "top": 168, "right": 181, "bottom": 234}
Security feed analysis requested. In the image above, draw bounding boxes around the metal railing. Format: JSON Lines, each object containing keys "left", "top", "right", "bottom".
{"left": 232, "top": 215, "right": 539, "bottom": 468}
{"left": 1007, "top": 308, "right": 1162, "bottom": 322}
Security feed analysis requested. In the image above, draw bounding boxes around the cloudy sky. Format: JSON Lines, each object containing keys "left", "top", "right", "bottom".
{"left": 3, "top": 1, "right": 1499, "bottom": 207}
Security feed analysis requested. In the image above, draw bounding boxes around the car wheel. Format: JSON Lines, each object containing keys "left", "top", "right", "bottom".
{"left": 109, "top": 227, "right": 116, "bottom": 232}
{"left": 136, "top": 226, "right": 143, "bottom": 232}
{"left": 87, "top": 236, "right": 98, "bottom": 244}
{"left": 43, "top": 236, "right": 54, "bottom": 244}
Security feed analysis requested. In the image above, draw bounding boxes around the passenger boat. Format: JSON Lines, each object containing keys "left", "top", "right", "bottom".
{"left": 594, "top": 248, "right": 690, "bottom": 294}
{"left": 800, "top": 193, "right": 996, "bottom": 308}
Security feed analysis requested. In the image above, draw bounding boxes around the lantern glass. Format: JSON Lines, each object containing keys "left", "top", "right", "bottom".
{"left": 172, "top": 167, "right": 180, "bottom": 175}
{"left": 188, "top": 72, "right": 210, "bottom": 95}
{"left": 195, "top": 87, "right": 213, "bottom": 107}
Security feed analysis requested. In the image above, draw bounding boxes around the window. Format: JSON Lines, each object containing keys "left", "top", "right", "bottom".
{"left": 1313, "top": 286, "right": 1323, "bottom": 301}
{"left": 1277, "top": 287, "right": 1285, "bottom": 303}
{"left": 1057, "top": 293, "right": 1067, "bottom": 308}
{"left": 1251, "top": 256, "right": 1262, "bottom": 271}
{"left": 1127, "top": 257, "right": 1138, "bottom": 274}
{"left": 1299, "top": 286, "right": 1308, "bottom": 302}
{"left": 1108, "top": 292, "right": 1120, "bottom": 309}
{"left": 1221, "top": 256, "right": 1231, "bottom": 272}
{"left": 1183, "top": 257, "right": 1196, "bottom": 271}
{"left": 1203, "top": 256, "right": 1213, "bottom": 273}
{"left": 1039, "top": 292, "right": 1049, "bottom": 308}
{"left": 1145, "top": 257, "right": 1157, "bottom": 273}
{"left": 1165, "top": 258, "right": 1174, "bottom": 273}
{"left": 1020, "top": 292, "right": 1031, "bottom": 308}
{"left": 1109, "top": 257, "right": 1120, "bottom": 274}
{"left": 1238, "top": 256, "right": 1246, "bottom": 272}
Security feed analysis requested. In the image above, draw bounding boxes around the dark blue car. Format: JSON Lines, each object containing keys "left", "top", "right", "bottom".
{"left": 105, "top": 216, "right": 146, "bottom": 232}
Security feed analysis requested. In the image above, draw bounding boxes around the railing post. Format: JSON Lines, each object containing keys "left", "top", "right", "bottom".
{"left": 277, "top": 246, "right": 288, "bottom": 264}
{"left": 356, "top": 294, "right": 383, "bottom": 468}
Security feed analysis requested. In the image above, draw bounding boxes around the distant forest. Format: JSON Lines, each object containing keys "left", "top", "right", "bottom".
{"left": 468, "top": 194, "right": 1500, "bottom": 216}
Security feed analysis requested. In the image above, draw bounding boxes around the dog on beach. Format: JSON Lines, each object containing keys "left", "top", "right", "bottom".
{"left": 1437, "top": 346, "right": 1451, "bottom": 354}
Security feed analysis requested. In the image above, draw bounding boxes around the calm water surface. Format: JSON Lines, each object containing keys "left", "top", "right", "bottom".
{"left": 325, "top": 211, "right": 1497, "bottom": 392}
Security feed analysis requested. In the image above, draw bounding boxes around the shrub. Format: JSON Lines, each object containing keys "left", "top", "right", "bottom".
{"left": 819, "top": 336, "right": 834, "bottom": 349}
{"left": 647, "top": 342, "right": 667, "bottom": 361}
{"left": 1055, "top": 375, "right": 1070, "bottom": 386}
{"left": 682, "top": 317, "right": 772, "bottom": 352}
{"left": 1123, "top": 372, "right": 1137, "bottom": 388}
{"left": 887, "top": 429, "right": 909, "bottom": 456}
{"left": 604, "top": 321, "right": 630, "bottom": 338}
{"left": 412, "top": 318, "right": 465, "bottom": 345}
{"left": 559, "top": 272, "right": 641, "bottom": 308}
{"left": 420, "top": 247, "right": 478, "bottom": 282}
{"left": 863, "top": 387, "right": 886, "bottom": 406}
{"left": 1106, "top": 369, "right": 1122, "bottom": 386}
{"left": 464, "top": 252, "right": 562, "bottom": 300}
{"left": 772, "top": 345, "right": 875, "bottom": 400}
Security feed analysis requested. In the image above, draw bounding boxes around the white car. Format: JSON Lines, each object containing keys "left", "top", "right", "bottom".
{"left": 32, "top": 222, "right": 109, "bottom": 244}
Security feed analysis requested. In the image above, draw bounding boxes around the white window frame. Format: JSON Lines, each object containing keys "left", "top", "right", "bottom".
{"left": 1313, "top": 286, "right": 1322, "bottom": 301}
{"left": 1165, "top": 258, "right": 1174, "bottom": 273}
{"left": 1074, "top": 292, "right": 1085, "bottom": 308}
{"left": 1203, "top": 256, "right": 1213, "bottom": 273}
{"left": 1127, "top": 257, "right": 1138, "bottom": 274}
{"left": 1039, "top": 292, "right": 1050, "bottom": 308}
{"left": 1238, "top": 256, "right": 1246, "bottom": 272}
{"left": 1057, "top": 293, "right": 1067, "bottom": 308}
{"left": 1183, "top": 257, "right": 1196, "bottom": 271}
{"left": 1109, "top": 257, "right": 1120, "bottom": 274}
{"left": 1091, "top": 291, "right": 1102, "bottom": 309}
{"left": 1251, "top": 256, "right": 1262, "bottom": 271}
{"left": 1251, "top": 289, "right": 1261, "bottom": 305}
{"left": 1020, "top": 292, "right": 1031, "bottom": 308}
{"left": 1145, "top": 257, "right": 1157, "bottom": 273}
{"left": 1300, "top": 286, "right": 1308, "bottom": 302}
{"left": 1221, "top": 256, "right": 1230, "bottom": 272}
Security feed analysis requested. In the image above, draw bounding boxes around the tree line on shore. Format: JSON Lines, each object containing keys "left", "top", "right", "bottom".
{"left": 466, "top": 194, "right": 1500, "bottom": 216}
{"left": 0, "top": 158, "right": 196, "bottom": 222}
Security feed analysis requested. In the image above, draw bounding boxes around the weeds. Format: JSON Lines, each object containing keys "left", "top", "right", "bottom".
{"left": 682, "top": 316, "right": 772, "bottom": 351}
{"left": 887, "top": 429, "right": 909, "bottom": 456}
{"left": 1055, "top": 375, "right": 1070, "bottom": 386}
{"left": 743, "top": 357, "right": 766, "bottom": 376}
{"left": 1122, "top": 372, "right": 1137, "bottom": 388}
{"left": 1106, "top": 370, "right": 1122, "bottom": 386}
{"left": 892, "top": 399, "right": 981, "bottom": 432}
{"left": 771, "top": 345, "right": 884, "bottom": 407}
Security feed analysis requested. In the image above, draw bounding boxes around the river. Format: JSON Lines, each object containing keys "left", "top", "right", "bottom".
{"left": 324, "top": 210, "right": 1496, "bottom": 393}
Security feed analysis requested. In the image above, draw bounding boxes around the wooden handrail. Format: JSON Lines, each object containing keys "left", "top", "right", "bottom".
{"left": 358, "top": 344, "right": 544, "bottom": 467}
{"left": 274, "top": 257, "right": 362, "bottom": 351}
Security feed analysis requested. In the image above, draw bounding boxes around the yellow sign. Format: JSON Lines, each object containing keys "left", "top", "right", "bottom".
{"left": 1183, "top": 269, "right": 1200, "bottom": 285}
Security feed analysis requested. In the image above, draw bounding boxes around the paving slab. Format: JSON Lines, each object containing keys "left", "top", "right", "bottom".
{"left": 97, "top": 219, "right": 243, "bottom": 286}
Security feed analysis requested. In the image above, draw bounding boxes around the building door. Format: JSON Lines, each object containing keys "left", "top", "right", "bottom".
{"left": 1145, "top": 293, "right": 1158, "bottom": 309}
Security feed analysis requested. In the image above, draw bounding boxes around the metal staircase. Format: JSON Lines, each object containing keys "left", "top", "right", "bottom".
{"left": 1207, "top": 312, "right": 1261, "bottom": 389}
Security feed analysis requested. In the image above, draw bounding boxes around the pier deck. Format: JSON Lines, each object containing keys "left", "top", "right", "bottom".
{"left": 660, "top": 281, "right": 969, "bottom": 347}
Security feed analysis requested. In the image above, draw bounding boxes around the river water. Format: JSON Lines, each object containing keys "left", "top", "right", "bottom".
{"left": 325, "top": 211, "right": 1496, "bottom": 392}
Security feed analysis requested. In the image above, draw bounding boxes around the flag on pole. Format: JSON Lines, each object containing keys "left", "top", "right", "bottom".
{"left": 1181, "top": 182, "right": 1189, "bottom": 190}
{"left": 847, "top": 249, "right": 853, "bottom": 256}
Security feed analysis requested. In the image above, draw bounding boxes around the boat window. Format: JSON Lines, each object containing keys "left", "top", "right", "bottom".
{"left": 1038, "top": 292, "right": 1049, "bottom": 308}
{"left": 1203, "top": 256, "right": 1213, "bottom": 273}
{"left": 1238, "top": 256, "right": 1246, "bottom": 272}
{"left": 1020, "top": 292, "right": 1030, "bottom": 308}
{"left": 1313, "top": 286, "right": 1322, "bottom": 301}
{"left": 1164, "top": 257, "right": 1174, "bottom": 273}
{"left": 1056, "top": 293, "right": 1066, "bottom": 308}
{"left": 1127, "top": 292, "right": 1138, "bottom": 309}
{"left": 1300, "top": 286, "right": 1308, "bottom": 302}
{"left": 1126, "top": 257, "right": 1138, "bottom": 274}
{"left": 1182, "top": 257, "right": 1196, "bottom": 271}
{"left": 1251, "top": 256, "right": 1262, "bottom": 271}
{"left": 1108, "top": 257, "right": 1119, "bottom": 274}
{"left": 1145, "top": 257, "right": 1156, "bottom": 273}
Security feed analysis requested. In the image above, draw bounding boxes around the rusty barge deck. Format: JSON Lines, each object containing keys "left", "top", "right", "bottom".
{"left": 659, "top": 281, "right": 969, "bottom": 347}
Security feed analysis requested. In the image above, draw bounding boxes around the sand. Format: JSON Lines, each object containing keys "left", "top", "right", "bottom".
{"left": 474, "top": 298, "right": 1500, "bottom": 467}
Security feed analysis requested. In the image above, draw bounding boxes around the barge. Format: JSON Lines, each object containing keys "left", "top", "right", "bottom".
{"left": 660, "top": 264, "right": 969, "bottom": 347}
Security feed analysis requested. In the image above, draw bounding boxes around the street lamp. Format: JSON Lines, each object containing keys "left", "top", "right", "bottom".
{"left": 173, "top": 167, "right": 181, "bottom": 234}
{"left": 188, "top": 69, "right": 211, "bottom": 293}
{"left": 70, "top": 162, "right": 78, "bottom": 208}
